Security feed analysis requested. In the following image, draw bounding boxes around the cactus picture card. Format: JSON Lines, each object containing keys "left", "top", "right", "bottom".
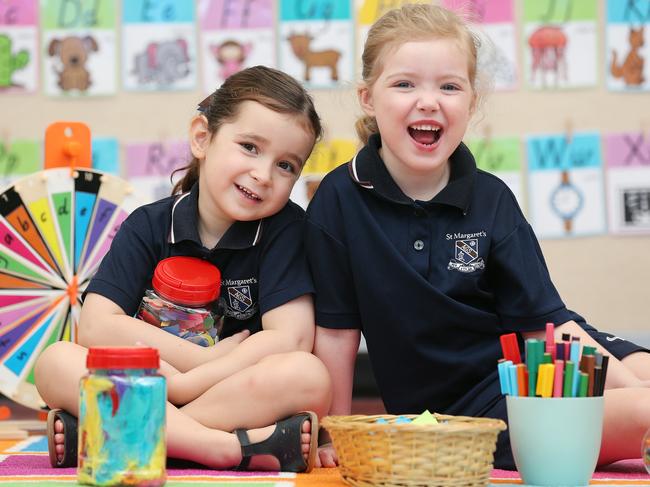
{"left": 522, "top": 0, "right": 598, "bottom": 90}
{"left": 527, "top": 133, "right": 606, "bottom": 238}
{"left": 0, "top": 0, "right": 38, "bottom": 94}
{"left": 278, "top": 0, "right": 354, "bottom": 89}
{"left": 124, "top": 141, "right": 190, "bottom": 204}
{"left": 198, "top": 0, "right": 275, "bottom": 93}
{"left": 606, "top": 0, "right": 650, "bottom": 92}
{"left": 467, "top": 136, "right": 525, "bottom": 211}
{"left": 605, "top": 132, "right": 650, "bottom": 234}
{"left": 0, "top": 139, "right": 40, "bottom": 188}
{"left": 122, "top": 0, "right": 197, "bottom": 92}
{"left": 41, "top": 0, "right": 117, "bottom": 96}
{"left": 442, "top": 0, "right": 518, "bottom": 91}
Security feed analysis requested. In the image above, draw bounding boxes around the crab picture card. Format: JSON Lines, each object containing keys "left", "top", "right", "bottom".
{"left": 526, "top": 132, "right": 606, "bottom": 239}
{"left": 0, "top": 0, "right": 39, "bottom": 94}
{"left": 606, "top": 0, "right": 650, "bottom": 92}
{"left": 198, "top": 0, "right": 275, "bottom": 92}
{"left": 604, "top": 132, "right": 650, "bottom": 234}
{"left": 122, "top": 0, "right": 197, "bottom": 92}
{"left": 41, "top": 0, "right": 117, "bottom": 96}
{"left": 0, "top": 139, "right": 40, "bottom": 188}
{"left": 92, "top": 137, "right": 119, "bottom": 175}
{"left": 522, "top": 0, "right": 598, "bottom": 90}
{"left": 442, "top": 0, "right": 518, "bottom": 91}
{"left": 278, "top": 0, "right": 354, "bottom": 89}
{"left": 466, "top": 136, "right": 525, "bottom": 211}
{"left": 124, "top": 140, "right": 190, "bottom": 204}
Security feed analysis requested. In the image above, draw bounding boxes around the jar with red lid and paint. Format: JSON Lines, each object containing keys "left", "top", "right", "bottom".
{"left": 77, "top": 346, "right": 166, "bottom": 486}
{"left": 136, "top": 256, "right": 222, "bottom": 347}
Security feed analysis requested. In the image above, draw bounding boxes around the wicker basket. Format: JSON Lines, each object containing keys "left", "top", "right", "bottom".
{"left": 322, "top": 414, "right": 507, "bottom": 487}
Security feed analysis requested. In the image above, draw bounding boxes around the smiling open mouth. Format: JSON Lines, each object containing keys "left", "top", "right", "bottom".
{"left": 408, "top": 124, "right": 442, "bottom": 146}
{"left": 236, "top": 184, "right": 261, "bottom": 201}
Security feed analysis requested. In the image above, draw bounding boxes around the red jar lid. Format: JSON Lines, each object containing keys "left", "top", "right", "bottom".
{"left": 152, "top": 256, "right": 221, "bottom": 307}
{"left": 87, "top": 347, "right": 160, "bottom": 369}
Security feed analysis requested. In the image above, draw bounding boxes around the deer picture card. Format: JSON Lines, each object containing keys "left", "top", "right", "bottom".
{"left": 0, "top": 0, "right": 38, "bottom": 94}
{"left": 122, "top": 0, "right": 197, "bottom": 92}
{"left": 198, "top": 0, "right": 275, "bottom": 93}
{"left": 278, "top": 0, "right": 353, "bottom": 89}
{"left": 41, "top": 0, "right": 117, "bottom": 96}
{"left": 522, "top": 0, "right": 598, "bottom": 90}
{"left": 605, "top": 132, "right": 650, "bottom": 234}
{"left": 606, "top": 1, "right": 649, "bottom": 91}
{"left": 526, "top": 132, "right": 606, "bottom": 238}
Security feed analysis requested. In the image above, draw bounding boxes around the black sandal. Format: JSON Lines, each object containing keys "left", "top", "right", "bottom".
{"left": 46, "top": 409, "right": 78, "bottom": 468}
{"left": 234, "top": 411, "right": 318, "bottom": 473}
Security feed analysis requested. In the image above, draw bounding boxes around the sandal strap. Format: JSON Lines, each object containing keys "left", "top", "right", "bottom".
{"left": 234, "top": 429, "right": 252, "bottom": 470}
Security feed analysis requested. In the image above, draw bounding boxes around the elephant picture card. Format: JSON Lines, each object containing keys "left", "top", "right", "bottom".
{"left": 198, "top": 0, "right": 275, "bottom": 93}
{"left": 0, "top": 0, "right": 39, "bottom": 94}
{"left": 40, "top": 0, "right": 117, "bottom": 96}
{"left": 278, "top": 0, "right": 354, "bottom": 89}
{"left": 122, "top": 0, "right": 197, "bottom": 92}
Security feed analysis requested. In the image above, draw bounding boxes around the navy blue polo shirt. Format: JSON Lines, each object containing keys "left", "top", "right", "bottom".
{"left": 305, "top": 134, "right": 576, "bottom": 416}
{"left": 86, "top": 182, "right": 313, "bottom": 338}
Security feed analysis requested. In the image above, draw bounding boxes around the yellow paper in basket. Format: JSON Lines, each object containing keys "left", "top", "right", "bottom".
{"left": 412, "top": 410, "right": 438, "bottom": 425}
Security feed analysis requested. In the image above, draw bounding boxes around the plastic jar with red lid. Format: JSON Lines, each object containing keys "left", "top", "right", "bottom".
{"left": 136, "top": 256, "right": 222, "bottom": 347}
{"left": 77, "top": 346, "right": 166, "bottom": 486}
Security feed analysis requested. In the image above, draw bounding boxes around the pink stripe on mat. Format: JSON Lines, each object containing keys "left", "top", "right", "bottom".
{"left": 492, "top": 460, "right": 649, "bottom": 481}
{"left": 0, "top": 455, "right": 287, "bottom": 478}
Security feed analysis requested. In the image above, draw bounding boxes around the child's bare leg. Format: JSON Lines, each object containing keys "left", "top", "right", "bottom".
{"left": 598, "top": 387, "right": 650, "bottom": 465}
{"left": 621, "top": 352, "right": 650, "bottom": 381}
{"left": 35, "top": 342, "right": 320, "bottom": 469}
{"left": 180, "top": 351, "right": 332, "bottom": 431}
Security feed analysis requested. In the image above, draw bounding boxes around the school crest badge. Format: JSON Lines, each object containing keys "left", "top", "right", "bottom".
{"left": 447, "top": 238, "right": 485, "bottom": 273}
{"left": 228, "top": 285, "right": 253, "bottom": 312}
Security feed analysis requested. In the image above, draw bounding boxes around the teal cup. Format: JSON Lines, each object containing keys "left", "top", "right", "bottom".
{"left": 506, "top": 396, "right": 604, "bottom": 486}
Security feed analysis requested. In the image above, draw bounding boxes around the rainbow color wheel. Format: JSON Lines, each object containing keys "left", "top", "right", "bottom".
{"left": 0, "top": 169, "right": 138, "bottom": 409}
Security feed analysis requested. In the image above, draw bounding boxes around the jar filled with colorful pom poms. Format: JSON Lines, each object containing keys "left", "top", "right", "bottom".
{"left": 137, "top": 256, "right": 221, "bottom": 346}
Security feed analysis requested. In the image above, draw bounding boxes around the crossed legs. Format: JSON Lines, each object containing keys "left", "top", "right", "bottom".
{"left": 35, "top": 341, "right": 332, "bottom": 469}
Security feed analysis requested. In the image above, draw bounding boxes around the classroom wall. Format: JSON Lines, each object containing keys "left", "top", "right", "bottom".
{"left": 1, "top": 0, "right": 649, "bottom": 341}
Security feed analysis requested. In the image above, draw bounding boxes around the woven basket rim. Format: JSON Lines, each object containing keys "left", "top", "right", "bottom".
{"left": 322, "top": 413, "right": 507, "bottom": 433}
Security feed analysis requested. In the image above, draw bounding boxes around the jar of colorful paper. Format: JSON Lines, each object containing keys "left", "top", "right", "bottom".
{"left": 77, "top": 346, "right": 166, "bottom": 486}
{"left": 136, "top": 256, "right": 221, "bottom": 347}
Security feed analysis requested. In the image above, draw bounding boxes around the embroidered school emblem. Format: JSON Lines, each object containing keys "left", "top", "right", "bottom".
{"left": 448, "top": 238, "right": 485, "bottom": 273}
{"left": 228, "top": 286, "right": 253, "bottom": 312}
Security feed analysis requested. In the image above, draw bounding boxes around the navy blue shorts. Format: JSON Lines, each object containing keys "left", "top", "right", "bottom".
{"left": 450, "top": 328, "right": 648, "bottom": 470}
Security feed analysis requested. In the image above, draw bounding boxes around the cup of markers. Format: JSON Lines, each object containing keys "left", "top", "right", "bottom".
{"left": 498, "top": 324, "right": 607, "bottom": 487}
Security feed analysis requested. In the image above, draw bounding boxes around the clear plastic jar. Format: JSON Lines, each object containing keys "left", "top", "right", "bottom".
{"left": 137, "top": 256, "right": 221, "bottom": 347}
{"left": 77, "top": 347, "right": 166, "bottom": 486}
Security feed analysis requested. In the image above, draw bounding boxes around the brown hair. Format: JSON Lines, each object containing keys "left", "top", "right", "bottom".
{"left": 355, "top": 4, "right": 480, "bottom": 145}
{"left": 172, "top": 65, "right": 322, "bottom": 194}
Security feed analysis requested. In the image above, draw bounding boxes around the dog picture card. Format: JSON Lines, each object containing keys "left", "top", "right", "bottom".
{"left": 0, "top": 0, "right": 39, "bottom": 94}
{"left": 122, "top": 0, "right": 198, "bottom": 92}
{"left": 198, "top": 0, "right": 275, "bottom": 93}
{"left": 41, "top": 0, "right": 117, "bottom": 96}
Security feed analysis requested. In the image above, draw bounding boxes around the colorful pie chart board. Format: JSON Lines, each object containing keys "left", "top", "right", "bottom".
{"left": 0, "top": 168, "right": 139, "bottom": 409}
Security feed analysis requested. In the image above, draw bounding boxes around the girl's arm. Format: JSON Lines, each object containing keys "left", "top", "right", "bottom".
{"left": 522, "top": 320, "right": 642, "bottom": 389}
{"left": 78, "top": 293, "right": 249, "bottom": 372}
{"left": 313, "top": 326, "right": 360, "bottom": 467}
{"left": 163, "top": 293, "right": 316, "bottom": 405}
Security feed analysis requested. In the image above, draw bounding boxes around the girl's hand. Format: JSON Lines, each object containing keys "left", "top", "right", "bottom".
{"left": 212, "top": 329, "right": 251, "bottom": 358}
{"left": 315, "top": 443, "right": 338, "bottom": 468}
